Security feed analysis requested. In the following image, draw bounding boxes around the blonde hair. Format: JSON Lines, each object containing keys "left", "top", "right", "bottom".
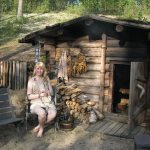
{"left": 33, "top": 62, "right": 48, "bottom": 80}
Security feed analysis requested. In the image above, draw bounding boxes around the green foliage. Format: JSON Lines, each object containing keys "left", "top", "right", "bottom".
{"left": 0, "top": 16, "right": 29, "bottom": 41}
{"left": 81, "top": 0, "right": 101, "bottom": 12}
{"left": 66, "top": 4, "right": 87, "bottom": 15}
{"left": 1, "top": 0, "right": 150, "bottom": 21}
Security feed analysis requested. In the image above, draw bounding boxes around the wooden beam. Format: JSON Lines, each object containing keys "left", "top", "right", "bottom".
{"left": 99, "top": 34, "right": 107, "bottom": 112}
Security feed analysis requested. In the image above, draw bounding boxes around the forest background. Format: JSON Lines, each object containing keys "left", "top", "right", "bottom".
{"left": 0, "top": 0, "right": 150, "bottom": 44}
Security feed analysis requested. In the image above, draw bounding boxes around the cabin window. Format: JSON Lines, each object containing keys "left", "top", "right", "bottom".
{"left": 112, "top": 64, "right": 130, "bottom": 115}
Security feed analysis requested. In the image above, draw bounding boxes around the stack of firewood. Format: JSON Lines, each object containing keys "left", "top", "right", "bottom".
{"left": 56, "top": 82, "right": 104, "bottom": 123}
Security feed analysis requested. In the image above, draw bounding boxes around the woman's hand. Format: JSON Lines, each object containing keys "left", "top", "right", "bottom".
{"left": 40, "top": 91, "right": 48, "bottom": 97}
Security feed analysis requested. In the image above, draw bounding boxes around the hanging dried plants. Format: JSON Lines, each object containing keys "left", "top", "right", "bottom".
{"left": 72, "top": 53, "right": 87, "bottom": 75}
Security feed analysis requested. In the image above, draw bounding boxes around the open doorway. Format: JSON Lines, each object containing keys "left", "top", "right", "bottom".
{"left": 112, "top": 64, "right": 130, "bottom": 115}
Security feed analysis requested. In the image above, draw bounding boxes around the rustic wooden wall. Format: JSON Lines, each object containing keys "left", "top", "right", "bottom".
{"left": 44, "top": 38, "right": 104, "bottom": 110}
{"left": 106, "top": 38, "right": 149, "bottom": 114}
{"left": 44, "top": 36, "right": 149, "bottom": 114}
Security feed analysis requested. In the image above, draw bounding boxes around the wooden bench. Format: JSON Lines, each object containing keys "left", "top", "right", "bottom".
{"left": 0, "top": 87, "right": 23, "bottom": 127}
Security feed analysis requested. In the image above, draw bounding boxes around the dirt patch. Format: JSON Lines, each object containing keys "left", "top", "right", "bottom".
{"left": 0, "top": 123, "right": 134, "bottom": 150}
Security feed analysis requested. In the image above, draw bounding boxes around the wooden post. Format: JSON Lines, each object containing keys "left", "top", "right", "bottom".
{"left": 23, "top": 62, "right": 27, "bottom": 89}
{"left": 99, "top": 34, "right": 107, "bottom": 112}
{"left": 9, "top": 61, "right": 12, "bottom": 89}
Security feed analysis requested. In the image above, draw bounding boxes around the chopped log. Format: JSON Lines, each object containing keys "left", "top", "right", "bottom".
{"left": 65, "top": 88, "right": 81, "bottom": 96}
{"left": 71, "top": 92, "right": 82, "bottom": 99}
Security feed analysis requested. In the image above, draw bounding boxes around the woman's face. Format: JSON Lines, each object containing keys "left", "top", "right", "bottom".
{"left": 35, "top": 66, "right": 44, "bottom": 76}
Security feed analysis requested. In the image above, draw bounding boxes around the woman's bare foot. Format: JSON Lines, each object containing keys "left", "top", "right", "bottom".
{"left": 37, "top": 127, "right": 44, "bottom": 138}
{"left": 33, "top": 125, "right": 40, "bottom": 133}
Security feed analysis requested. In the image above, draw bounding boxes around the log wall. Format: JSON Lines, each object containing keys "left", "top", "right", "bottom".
{"left": 44, "top": 40, "right": 103, "bottom": 105}
{"left": 44, "top": 37, "right": 149, "bottom": 113}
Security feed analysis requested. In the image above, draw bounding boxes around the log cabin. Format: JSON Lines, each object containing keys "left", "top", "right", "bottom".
{"left": 19, "top": 15, "right": 150, "bottom": 131}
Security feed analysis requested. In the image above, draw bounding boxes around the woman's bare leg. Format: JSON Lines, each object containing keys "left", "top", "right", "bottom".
{"left": 33, "top": 124, "right": 40, "bottom": 133}
{"left": 46, "top": 107, "right": 57, "bottom": 123}
{"left": 32, "top": 106, "right": 46, "bottom": 137}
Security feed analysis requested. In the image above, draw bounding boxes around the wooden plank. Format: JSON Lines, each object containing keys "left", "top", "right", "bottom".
{"left": 120, "top": 126, "right": 130, "bottom": 138}
{"left": 130, "top": 126, "right": 142, "bottom": 136}
{"left": 0, "top": 107, "right": 12, "bottom": 114}
{"left": 9, "top": 62, "right": 12, "bottom": 89}
{"left": 0, "top": 111, "right": 12, "bottom": 120}
{"left": 92, "top": 120, "right": 109, "bottom": 131}
{"left": 12, "top": 61, "right": 15, "bottom": 90}
{"left": 0, "top": 88, "right": 7, "bottom": 94}
{"left": 16, "top": 61, "right": 19, "bottom": 89}
{"left": 23, "top": 62, "right": 27, "bottom": 89}
{"left": 98, "top": 121, "right": 113, "bottom": 133}
{"left": 0, "top": 101, "right": 10, "bottom": 108}
{"left": 108, "top": 122, "right": 124, "bottom": 135}
{"left": 0, "top": 94, "right": 9, "bottom": 101}
{"left": 0, "top": 117, "right": 24, "bottom": 126}
{"left": 102, "top": 121, "right": 118, "bottom": 133}
{"left": 114, "top": 124, "right": 128, "bottom": 136}
{"left": 87, "top": 121, "right": 102, "bottom": 131}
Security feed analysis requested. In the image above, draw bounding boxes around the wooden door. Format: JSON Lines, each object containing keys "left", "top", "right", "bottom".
{"left": 128, "top": 62, "right": 148, "bottom": 131}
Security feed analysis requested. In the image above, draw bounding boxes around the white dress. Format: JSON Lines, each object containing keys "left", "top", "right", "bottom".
{"left": 28, "top": 77, "right": 56, "bottom": 111}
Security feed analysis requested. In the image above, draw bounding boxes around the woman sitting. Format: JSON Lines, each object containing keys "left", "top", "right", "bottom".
{"left": 27, "top": 62, "right": 57, "bottom": 137}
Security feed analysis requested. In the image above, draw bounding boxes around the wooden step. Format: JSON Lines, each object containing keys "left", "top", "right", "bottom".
{"left": 0, "top": 94, "right": 9, "bottom": 101}
{"left": 0, "top": 101, "right": 10, "bottom": 108}
{"left": 0, "top": 88, "right": 7, "bottom": 94}
{"left": 0, "top": 111, "right": 13, "bottom": 121}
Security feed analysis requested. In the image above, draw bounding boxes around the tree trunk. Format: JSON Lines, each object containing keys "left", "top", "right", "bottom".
{"left": 17, "top": 0, "right": 23, "bottom": 19}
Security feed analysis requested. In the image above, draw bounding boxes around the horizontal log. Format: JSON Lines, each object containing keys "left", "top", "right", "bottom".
{"left": 71, "top": 78, "right": 109, "bottom": 88}
{"left": 74, "top": 71, "right": 110, "bottom": 80}
{"left": 77, "top": 85, "right": 100, "bottom": 95}
{"left": 73, "top": 71, "right": 100, "bottom": 79}
{"left": 85, "top": 64, "right": 110, "bottom": 72}
{"left": 55, "top": 48, "right": 81, "bottom": 60}
{"left": 77, "top": 85, "right": 109, "bottom": 96}
{"left": 57, "top": 35, "right": 89, "bottom": 42}
{"left": 85, "top": 57, "right": 101, "bottom": 63}
{"left": 44, "top": 44, "right": 55, "bottom": 51}
{"left": 106, "top": 47, "right": 148, "bottom": 58}
{"left": 87, "top": 64, "right": 110, "bottom": 71}
{"left": 107, "top": 40, "right": 148, "bottom": 48}
{"left": 87, "top": 64, "right": 100, "bottom": 71}
{"left": 56, "top": 40, "right": 102, "bottom": 48}
{"left": 84, "top": 94, "right": 100, "bottom": 102}
{"left": 81, "top": 48, "right": 101, "bottom": 57}
{"left": 106, "top": 57, "right": 145, "bottom": 62}
{"left": 49, "top": 51, "right": 56, "bottom": 59}
{"left": 72, "top": 78, "right": 100, "bottom": 87}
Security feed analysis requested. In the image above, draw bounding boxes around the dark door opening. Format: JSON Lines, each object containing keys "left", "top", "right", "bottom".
{"left": 112, "top": 64, "right": 130, "bottom": 115}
